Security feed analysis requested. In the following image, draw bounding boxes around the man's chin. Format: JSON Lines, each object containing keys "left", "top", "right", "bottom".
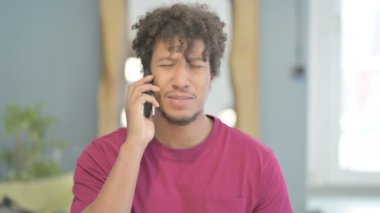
{"left": 159, "top": 110, "right": 201, "bottom": 126}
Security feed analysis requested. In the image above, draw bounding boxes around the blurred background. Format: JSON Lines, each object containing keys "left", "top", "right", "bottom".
{"left": 0, "top": 0, "right": 379, "bottom": 212}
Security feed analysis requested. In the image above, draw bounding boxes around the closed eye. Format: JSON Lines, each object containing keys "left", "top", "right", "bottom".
{"left": 188, "top": 59, "right": 206, "bottom": 69}
{"left": 159, "top": 64, "right": 173, "bottom": 67}
{"left": 189, "top": 64, "right": 203, "bottom": 69}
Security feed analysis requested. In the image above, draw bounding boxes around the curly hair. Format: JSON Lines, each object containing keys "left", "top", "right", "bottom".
{"left": 132, "top": 3, "right": 227, "bottom": 77}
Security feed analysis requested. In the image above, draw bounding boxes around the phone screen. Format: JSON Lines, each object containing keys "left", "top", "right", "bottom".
{"left": 143, "top": 68, "right": 154, "bottom": 118}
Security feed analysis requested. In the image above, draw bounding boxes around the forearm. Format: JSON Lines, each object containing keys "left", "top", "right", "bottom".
{"left": 82, "top": 141, "right": 145, "bottom": 213}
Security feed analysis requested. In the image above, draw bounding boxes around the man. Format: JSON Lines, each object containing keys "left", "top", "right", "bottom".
{"left": 71, "top": 3, "right": 292, "bottom": 213}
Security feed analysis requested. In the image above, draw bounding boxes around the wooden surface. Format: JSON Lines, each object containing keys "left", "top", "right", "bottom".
{"left": 230, "top": 0, "right": 260, "bottom": 137}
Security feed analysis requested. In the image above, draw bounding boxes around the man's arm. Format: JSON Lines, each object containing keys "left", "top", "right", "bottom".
{"left": 81, "top": 141, "right": 145, "bottom": 213}
{"left": 74, "top": 75, "right": 160, "bottom": 213}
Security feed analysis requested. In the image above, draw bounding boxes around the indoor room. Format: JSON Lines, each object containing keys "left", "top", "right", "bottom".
{"left": 0, "top": 0, "right": 379, "bottom": 212}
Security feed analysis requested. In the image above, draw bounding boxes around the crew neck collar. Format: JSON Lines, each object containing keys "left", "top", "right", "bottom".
{"left": 150, "top": 115, "right": 221, "bottom": 162}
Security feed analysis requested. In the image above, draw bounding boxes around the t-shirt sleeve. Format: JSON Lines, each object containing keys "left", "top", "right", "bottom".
{"left": 254, "top": 149, "right": 293, "bottom": 213}
{"left": 70, "top": 141, "right": 112, "bottom": 213}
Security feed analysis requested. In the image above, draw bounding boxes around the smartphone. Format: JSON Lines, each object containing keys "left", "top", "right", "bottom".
{"left": 143, "top": 68, "right": 154, "bottom": 118}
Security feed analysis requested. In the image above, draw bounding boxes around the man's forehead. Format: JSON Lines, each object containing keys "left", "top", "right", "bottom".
{"left": 153, "top": 38, "right": 207, "bottom": 59}
{"left": 155, "top": 37, "right": 204, "bottom": 50}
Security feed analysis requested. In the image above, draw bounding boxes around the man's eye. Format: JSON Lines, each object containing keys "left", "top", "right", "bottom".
{"left": 190, "top": 64, "right": 203, "bottom": 68}
{"left": 159, "top": 64, "right": 173, "bottom": 67}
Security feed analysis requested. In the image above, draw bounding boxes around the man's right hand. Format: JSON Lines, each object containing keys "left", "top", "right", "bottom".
{"left": 125, "top": 75, "right": 160, "bottom": 149}
{"left": 80, "top": 76, "right": 160, "bottom": 213}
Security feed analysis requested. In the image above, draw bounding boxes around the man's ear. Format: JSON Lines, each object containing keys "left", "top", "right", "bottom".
{"left": 210, "top": 72, "right": 216, "bottom": 81}
{"left": 209, "top": 75, "right": 215, "bottom": 89}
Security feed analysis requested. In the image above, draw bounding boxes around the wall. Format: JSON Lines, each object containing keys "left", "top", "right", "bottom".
{"left": 0, "top": 0, "right": 101, "bottom": 171}
{"left": 259, "top": 0, "right": 308, "bottom": 212}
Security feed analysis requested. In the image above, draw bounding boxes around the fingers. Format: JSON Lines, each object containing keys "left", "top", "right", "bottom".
{"left": 126, "top": 93, "right": 159, "bottom": 118}
{"left": 141, "top": 93, "right": 160, "bottom": 108}
{"left": 126, "top": 75, "right": 160, "bottom": 116}
{"left": 127, "top": 75, "right": 160, "bottom": 98}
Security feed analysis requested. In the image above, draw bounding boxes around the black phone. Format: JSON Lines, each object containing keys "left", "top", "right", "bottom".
{"left": 143, "top": 68, "right": 154, "bottom": 118}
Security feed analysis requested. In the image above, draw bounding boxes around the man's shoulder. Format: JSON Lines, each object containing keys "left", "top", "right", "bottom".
{"left": 95, "top": 128, "right": 127, "bottom": 145}
{"left": 217, "top": 121, "right": 272, "bottom": 156}
{"left": 217, "top": 120, "right": 264, "bottom": 146}
{"left": 80, "top": 128, "right": 126, "bottom": 159}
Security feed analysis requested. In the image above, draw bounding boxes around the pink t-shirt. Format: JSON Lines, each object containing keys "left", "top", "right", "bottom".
{"left": 71, "top": 117, "right": 292, "bottom": 213}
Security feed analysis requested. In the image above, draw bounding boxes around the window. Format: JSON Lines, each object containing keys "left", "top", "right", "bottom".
{"left": 309, "top": 0, "right": 380, "bottom": 188}
{"left": 339, "top": 0, "right": 380, "bottom": 172}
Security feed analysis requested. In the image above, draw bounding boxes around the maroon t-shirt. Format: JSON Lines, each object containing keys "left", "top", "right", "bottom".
{"left": 71, "top": 117, "right": 292, "bottom": 213}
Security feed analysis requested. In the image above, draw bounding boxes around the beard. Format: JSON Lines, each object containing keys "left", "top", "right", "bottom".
{"left": 159, "top": 108, "right": 202, "bottom": 126}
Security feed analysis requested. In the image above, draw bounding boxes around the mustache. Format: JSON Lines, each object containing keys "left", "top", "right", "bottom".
{"left": 164, "top": 89, "right": 195, "bottom": 98}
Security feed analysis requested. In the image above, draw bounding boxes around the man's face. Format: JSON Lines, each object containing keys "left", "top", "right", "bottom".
{"left": 150, "top": 38, "right": 213, "bottom": 126}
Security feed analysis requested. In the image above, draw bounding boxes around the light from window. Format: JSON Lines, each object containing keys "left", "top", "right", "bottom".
{"left": 125, "top": 57, "right": 143, "bottom": 82}
{"left": 339, "top": 0, "right": 380, "bottom": 172}
{"left": 120, "top": 109, "right": 127, "bottom": 127}
{"left": 218, "top": 108, "right": 237, "bottom": 127}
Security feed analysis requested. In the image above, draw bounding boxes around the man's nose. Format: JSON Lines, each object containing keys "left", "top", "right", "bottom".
{"left": 171, "top": 62, "right": 190, "bottom": 89}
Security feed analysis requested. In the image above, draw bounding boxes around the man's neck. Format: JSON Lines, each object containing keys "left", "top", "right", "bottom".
{"left": 153, "top": 111, "right": 213, "bottom": 149}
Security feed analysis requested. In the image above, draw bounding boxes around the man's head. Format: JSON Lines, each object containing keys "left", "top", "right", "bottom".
{"left": 132, "top": 3, "right": 227, "bottom": 77}
{"left": 132, "top": 4, "right": 226, "bottom": 126}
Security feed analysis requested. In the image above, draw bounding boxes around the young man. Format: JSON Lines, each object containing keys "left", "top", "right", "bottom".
{"left": 71, "top": 3, "right": 292, "bottom": 213}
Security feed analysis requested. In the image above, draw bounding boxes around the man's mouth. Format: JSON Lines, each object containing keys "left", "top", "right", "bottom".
{"left": 167, "top": 94, "right": 194, "bottom": 106}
